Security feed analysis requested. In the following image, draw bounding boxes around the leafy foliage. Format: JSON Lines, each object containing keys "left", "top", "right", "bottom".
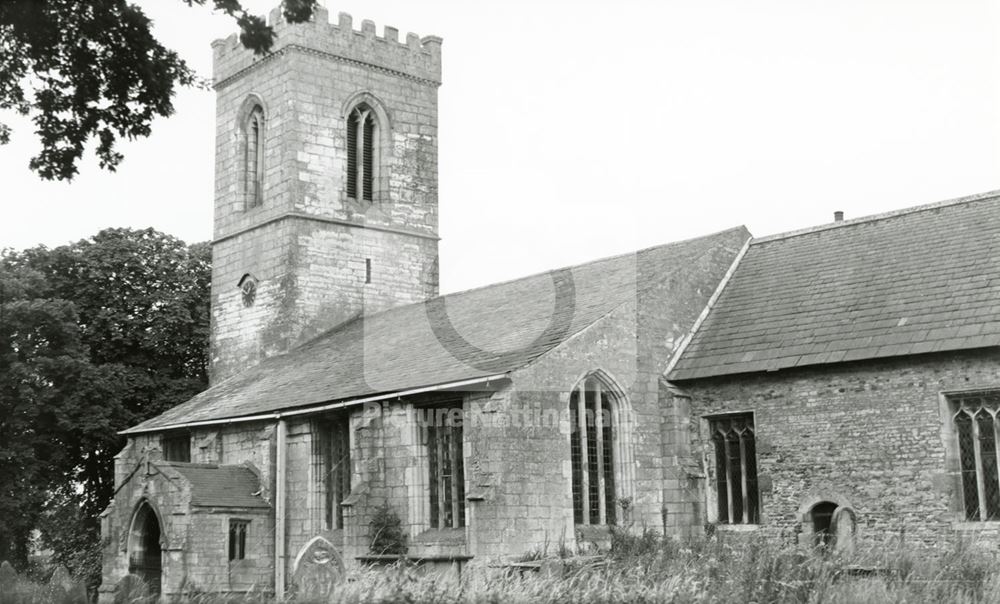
{"left": 0, "top": 0, "right": 318, "bottom": 180}
{"left": 369, "top": 502, "right": 408, "bottom": 556}
{"left": 0, "top": 228, "right": 210, "bottom": 574}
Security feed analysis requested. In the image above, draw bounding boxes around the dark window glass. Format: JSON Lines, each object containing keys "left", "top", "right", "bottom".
{"left": 570, "top": 378, "right": 617, "bottom": 525}
{"left": 228, "top": 520, "right": 248, "bottom": 561}
{"left": 317, "top": 417, "right": 352, "bottom": 530}
{"left": 162, "top": 434, "right": 190, "bottom": 463}
{"left": 951, "top": 393, "right": 1000, "bottom": 521}
{"left": 427, "top": 404, "right": 465, "bottom": 529}
{"left": 710, "top": 414, "right": 759, "bottom": 524}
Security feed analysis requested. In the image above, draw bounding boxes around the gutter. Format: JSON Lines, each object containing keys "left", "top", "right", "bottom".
{"left": 119, "top": 373, "right": 509, "bottom": 435}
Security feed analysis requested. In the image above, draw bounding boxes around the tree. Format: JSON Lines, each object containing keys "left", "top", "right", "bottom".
{"left": 0, "top": 0, "right": 318, "bottom": 180}
{"left": 0, "top": 228, "right": 210, "bottom": 582}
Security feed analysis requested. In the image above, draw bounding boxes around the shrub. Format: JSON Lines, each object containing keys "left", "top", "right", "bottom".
{"left": 369, "top": 502, "right": 407, "bottom": 556}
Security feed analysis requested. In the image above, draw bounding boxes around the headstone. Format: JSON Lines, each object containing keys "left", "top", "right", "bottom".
{"left": 113, "top": 574, "right": 148, "bottom": 604}
{"left": 0, "top": 561, "right": 18, "bottom": 604}
{"left": 831, "top": 506, "right": 857, "bottom": 556}
{"left": 0, "top": 561, "right": 17, "bottom": 587}
{"left": 49, "top": 565, "right": 73, "bottom": 591}
{"left": 66, "top": 582, "right": 89, "bottom": 604}
{"left": 46, "top": 565, "right": 89, "bottom": 603}
{"left": 291, "top": 536, "right": 345, "bottom": 600}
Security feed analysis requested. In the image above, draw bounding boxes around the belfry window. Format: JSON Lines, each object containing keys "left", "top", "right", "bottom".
{"left": 346, "top": 105, "right": 378, "bottom": 201}
{"left": 245, "top": 105, "right": 264, "bottom": 208}
{"left": 951, "top": 391, "right": 1000, "bottom": 521}
{"left": 710, "top": 413, "right": 759, "bottom": 524}
{"left": 570, "top": 377, "right": 619, "bottom": 525}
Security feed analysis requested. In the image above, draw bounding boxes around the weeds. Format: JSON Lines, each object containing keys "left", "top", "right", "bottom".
{"left": 5, "top": 533, "right": 1000, "bottom": 603}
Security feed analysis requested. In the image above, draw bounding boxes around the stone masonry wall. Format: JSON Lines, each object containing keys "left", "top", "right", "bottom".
{"left": 672, "top": 348, "right": 1000, "bottom": 546}
{"left": 209, "top": 7, "right": 441, "bottom": 382}
{"left": 497, "top": 301, "right": 639, "bottom": 558}
{"left": 100, "top": 426, "right": 276, "bottom": 600}
{"left": 466, "top": 234, "right": 746, "bottom": 558}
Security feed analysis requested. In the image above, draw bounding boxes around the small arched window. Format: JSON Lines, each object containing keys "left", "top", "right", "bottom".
{"left": 570, "top": 375, "right": 623, "bottom": 525}
{"left": 346, "top": 104, "right": 378, "bottom": 201}
{"left": 245, "top": 105, "right": 265, "bottom": 208}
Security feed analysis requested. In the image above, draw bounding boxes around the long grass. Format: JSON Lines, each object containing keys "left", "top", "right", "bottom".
{"left": 5, "top": 533, "right": 1000, "bottom": 603}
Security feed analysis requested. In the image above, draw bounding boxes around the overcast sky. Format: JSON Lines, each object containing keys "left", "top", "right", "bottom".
{"left": 1, "top": 0, "right": 998, "bottom": 293}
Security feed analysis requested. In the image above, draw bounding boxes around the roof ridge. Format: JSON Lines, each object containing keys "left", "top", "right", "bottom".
{"left": 434, "top": 225, "right": 750, "bottom": 301}
{"left": 290, "top": 225, "right": 750, "bottom": 351}
{"left": 752, "top": 190, "right": 1000, "bottom": 245}
{"left": 525, "top": 234, "right": 753, "bottom": 376}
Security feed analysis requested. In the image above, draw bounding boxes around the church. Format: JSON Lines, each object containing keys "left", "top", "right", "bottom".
{"left": 98, "top": 6, "right": 1000, "bottom": 601}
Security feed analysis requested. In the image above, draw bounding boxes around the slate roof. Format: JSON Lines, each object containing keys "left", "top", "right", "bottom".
{"left": 164, "top": 463, "right": 269, "bottom": 508}
{"left": 669, "top": 191, "right": 1000, "bottom": 381}
{"left": 126, "top": 227, "right": 750, "bottom": 433}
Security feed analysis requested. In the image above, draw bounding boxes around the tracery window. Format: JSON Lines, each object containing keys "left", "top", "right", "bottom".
{"left": 570, "top": 376, "right": 619, "bottom": 525}
{"left": 244, "top": 105, "right": 265, "bottom": 208}
{"left": 346, "top": 104, "right": 378, "bottom": 201}
{"left": 951, "top": 392, "right": 1000, "bottom": 521}
{"left": 314, "top": 417, "right": 352, "bottom": 530}
{"left": 710, "top": 413, "right": 759, "bottom": 524}
{"left": 424, "top": 403, "right": 465, "bottom": 529}
{"left": 228, "top": 520, "right": 248, "bottom": 561}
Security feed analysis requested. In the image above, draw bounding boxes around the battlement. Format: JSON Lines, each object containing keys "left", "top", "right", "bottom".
{"left": 211, "top": 5, "right": 442, "bottom": 87}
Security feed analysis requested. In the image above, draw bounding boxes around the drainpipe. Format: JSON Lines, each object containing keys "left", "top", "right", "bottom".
{"left": 275, "top": 419, "right": 287, "bottom": 600}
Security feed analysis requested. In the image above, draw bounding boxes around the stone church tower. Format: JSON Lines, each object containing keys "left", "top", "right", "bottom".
{"left": 208, "top": 7, "right": 442, "bottom": 382}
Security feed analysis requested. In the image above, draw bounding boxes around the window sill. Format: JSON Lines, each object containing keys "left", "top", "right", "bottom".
{"left": 953, "top": 521, "right": 1000, "bottom": 531}
{"left": 413, "top": 528, "right": 466, "bottom": 545}
{"left": 575, "top": 524, "right": 613, "bottom": 543}
{"left": 714, "top": 523, "right": 761, "bottom": 532}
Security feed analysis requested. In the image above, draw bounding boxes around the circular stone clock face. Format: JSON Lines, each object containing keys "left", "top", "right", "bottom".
{"left": 241, "top": 279, "right": 257, "bottom": 307}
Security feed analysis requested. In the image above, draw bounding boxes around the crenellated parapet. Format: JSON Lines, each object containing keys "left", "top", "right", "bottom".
{"left": 212, "top": 6, "right": 442, "bottom": 88}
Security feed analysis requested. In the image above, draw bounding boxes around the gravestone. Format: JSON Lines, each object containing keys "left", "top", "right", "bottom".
{"left": 113, "top": 574, "right": 148, "bottom": 604}
{"left": 49, "top": 565, "right": 73, "bottom": 591}
{"left": 831, "top": 506, "right": 857, "bottom": 556}
{"left": 0, "top": 561, "right": 17, "bottom": 587}
{"left": 291, "top": 536, "right": 345, "bottom": 600}
{"left": 46, "top": 564, "right": 87, "bottom": 603}
{"left": 0, "top": 562, "right": 18, "bottom": 604}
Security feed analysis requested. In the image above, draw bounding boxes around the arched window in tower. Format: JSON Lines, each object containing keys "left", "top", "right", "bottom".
{"left": 569, "top": 374, "right": 628, "bottom": 526}
{"left": 346, "top": 104, "right": 379, "bottom": 201}
{"left": 245, "top": 105, "right": 265, "bottom": 208}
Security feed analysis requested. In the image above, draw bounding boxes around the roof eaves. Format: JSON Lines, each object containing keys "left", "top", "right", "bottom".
{"left": 121, "top": 373, "right": 510, "bottom": 435}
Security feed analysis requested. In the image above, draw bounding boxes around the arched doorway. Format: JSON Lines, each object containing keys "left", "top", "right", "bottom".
{"left": 127, "top": 501, "right": 162, "bottom": 595}
{"left": 810, "top": 501, "right": 838, "bottom": 548}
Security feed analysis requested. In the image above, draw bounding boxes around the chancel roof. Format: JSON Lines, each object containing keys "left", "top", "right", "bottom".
{"left": 669, "top": 192, "right": 1000, "bottom": 380}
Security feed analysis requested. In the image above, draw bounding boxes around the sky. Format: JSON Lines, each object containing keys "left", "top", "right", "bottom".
{"left": 1, "top": 0, "right": 998, "bottom": 293}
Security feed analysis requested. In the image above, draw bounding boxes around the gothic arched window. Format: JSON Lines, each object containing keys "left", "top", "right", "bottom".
{"left": 245, "top": 105, "right": 265, "bottom": 208}
{"left": 570, "top": 374, "right": 627, "bottom": 525}
{"left": 346, "top": 104, "right": 379, "bottom": 201}
{"left": 710, "top": 413, "right": 760, "bottom": 524}
{"left": 951, "top": 392, "right": 1000, "bottom": 521}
